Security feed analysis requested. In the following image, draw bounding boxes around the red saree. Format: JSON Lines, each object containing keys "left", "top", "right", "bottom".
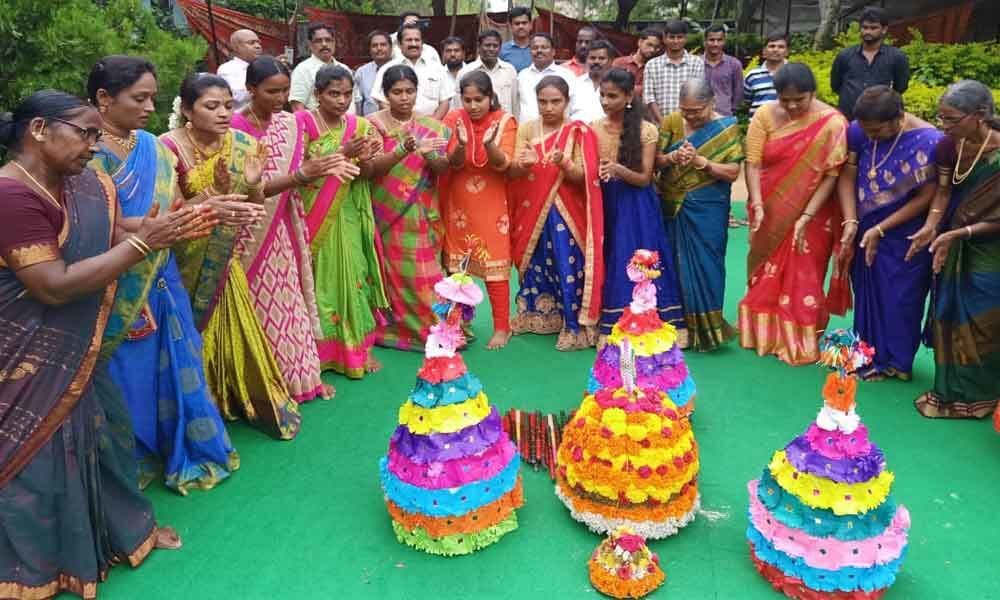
{"left": 738, "top": 106, "right": 849, "bottom": 365}
{"left": 509, "top": 121, "right": 605, "bottom": 326}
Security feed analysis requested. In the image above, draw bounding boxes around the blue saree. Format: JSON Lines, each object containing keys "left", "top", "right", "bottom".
{"left": 92, "top": 130, "right": 238, "bottom": 494}
{"left": 848, "top": 123, "right": 941, "bottom": 379}
{"left": 658, "top": 113, "right": 743, "bottom": 351}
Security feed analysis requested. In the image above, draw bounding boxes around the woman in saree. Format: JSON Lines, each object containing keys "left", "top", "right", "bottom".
{"left": 0, "top": 90, "right": 193, "bottom": 598}
{"left": 594, "top": 68, "right": 686, "bottom": 341}
{"left": 87, "top": 55, "right": 239, "bottom": 494}
{"left": 835, "top": 86, "right": 941, "bottom": 381}
{"left": 297, "top": 64, "right": 388, "bottom": 378}
{"left": 907, "top": 80, "right": 1000, "bottom": 426}
{"left": 656, "top": 79, "right": 743, "bottom": 352}
{"left": 508, "top": 75, "right": 604, "bottom": 351}
{"left": 739, "top": 63, "right": 850, "bottom": 365}
{"left": 442, "top": 71, "right": 518, "bottom": 349}
{"left": 230, "top": 56, "right": 349, "bottom": 402}
{"left": 161, "top": 73, "right": 301, "bottom": 440}
{"left": 367, "top": 65, "right": 450, "bottom": 351}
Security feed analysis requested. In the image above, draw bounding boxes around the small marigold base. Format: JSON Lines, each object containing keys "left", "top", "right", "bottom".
{"left": 589, "top": 560, "right": 665, "bottom": 599}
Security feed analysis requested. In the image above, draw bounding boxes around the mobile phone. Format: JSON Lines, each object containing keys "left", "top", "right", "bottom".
{"left": 283, "top": 46, "right": 294, "bottom": 64}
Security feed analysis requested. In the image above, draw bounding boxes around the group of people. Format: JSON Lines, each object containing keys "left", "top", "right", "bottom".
{"left": 1, "top": 4, "right": 999, "bottom": 598}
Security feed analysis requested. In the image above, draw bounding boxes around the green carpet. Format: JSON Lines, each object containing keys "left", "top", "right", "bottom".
{"left": 96, "top": 205, "right": 999, "bottom": 599}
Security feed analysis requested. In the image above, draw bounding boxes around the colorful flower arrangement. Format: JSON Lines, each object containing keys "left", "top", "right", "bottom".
{"left": 588, "top": 526, "right": 665, "bottom": 598}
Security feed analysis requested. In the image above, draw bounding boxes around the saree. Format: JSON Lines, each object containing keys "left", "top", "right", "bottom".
{"left": 369, "top": 112, "right": 449, "bottom": 351}
{"left": 508, "top": 119, "right": 605, "bottom": 350}
{"left": 658, "top": 113, "right": 743, "bottom": 351}
{"left": 738, "top": 104, "right": 849, "bottom": 365}
{"left": 915, "top": 138, "right": 1000, "bottom": 421}
{"left": 441, "top": 109, "right": 516, "bottom": 280}
{"left": 593, "top": 118, "right": 686, "bottom": 336}
{"left": 0, "top": 172, "right": 158, "bottom": 599}
{"left": 848, "top": 123, "right": 941, "bottom": 379}
{"left": 92, "top": 130, "right": 238, "bottom": 494}
{"left": 298, "top": 111, "right": 388, "bottom": 378}
{"left": 161, "top": 128, "right": 301, "bottom": 440}
{"left": 231, "top": 111, "right": 326, "bottom": 402}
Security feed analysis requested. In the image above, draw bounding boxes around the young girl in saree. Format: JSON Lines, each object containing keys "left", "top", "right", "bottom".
{"left": 161, "top": 73, "right": 301, "bottom": 440}
{"left": 592, "top": 68, "right": 686, "bottom": 343}
{"left": 367, "top": 65, "right": 450, "bottom": 352}
{"left": 297, "top": 64, "right": 389, "bottom": 378}
{"left": 508, "top": 75, "right": 604, "bottom": 351}
{"left": 442, "top": 71, "right": 518, "bottom": 349}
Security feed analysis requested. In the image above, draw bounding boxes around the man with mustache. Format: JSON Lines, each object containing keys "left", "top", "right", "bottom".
{"left": 290, "top": 23, "right": 356, "bottom": 112}
{"left": 458, "top": 29, "right": 518, "bottom": 115}
{"left": 572, "top": 39, "right": 615, "bottom": 123}
{"left": 516, "top": 32, "right": 577, "bottom": 122}
{"left": 441, "top": 36, "right": 467, "bottom": 109}
{"left": 560, "top": 26, "right": 595, "bottom": 77}
{"left": 355, "top": 30, "right": 394, "bottom": 116}
{"left": 371, "top": 22, "right": 456, "bottom": 119}
{"left": 217, "top": 28, "right": 262, "bottom": 110}
{"left": 500, "top": 6, "right": 534, "bottom": 72}
{"left": 612, "top": 28, "right": 662, "bottom": 105}
{"left": 390, "top": 11, "right": 442, "bottom": 66}
{"left": 831, "top": 6, "right": 910, "bottom": 121}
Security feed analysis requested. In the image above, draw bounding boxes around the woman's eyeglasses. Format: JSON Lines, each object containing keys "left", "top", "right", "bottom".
{"left": 48, "top": 117, "right": 103, "bottom": 144}
{"left": 935, "top": 113, "right": 970, "bottom": 127}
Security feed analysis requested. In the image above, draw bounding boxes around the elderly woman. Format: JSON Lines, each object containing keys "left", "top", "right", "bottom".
{"left": 656, "top": 79, "right": 744, "bottom": 351}
{"left": 836, "top": 86, "right": 941, "bottom": 381}
{"left": 738, "top": 63, "right": 850, "bottom": 365}
{"left": 908, "top": 80, "right": 1000, "bottom": 427}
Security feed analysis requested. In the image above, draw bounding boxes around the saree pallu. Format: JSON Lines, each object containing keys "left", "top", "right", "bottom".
{"left": 231, "top": 111, "right": 325, "bottom": 402}
{"left": 659, "top": 113, "right": 743, "bottom": 351}
{"left": 850, "top": 126, "right": 941, "bottom": 379}
{"left": 915, "top": 148, "right": 1000, "bottom": 421}
{"left": 161, "top": 129, "right": 300, "bottom": 440}
{"left": 370, "top": 114, "right": 449, "bottom": 351}
{"left": 508, "top": 120, "right": 604, "bottom": 349}
{"left": 0, "top": 171, "right": 158, "bottom": 599}
{"left": 298, "top": 111, "right": 388, "bottom": 378}
{"left": 441, "top": 109, "right": 516, "bottom": 281}
{"left": 738, "top": 109, "right": 849, "bottom": 365}
{"left": 92, "top": 131, "right": 238, "bottom": 494}
{"left": 600, "top": 178, "right": 686, "bottom": 335}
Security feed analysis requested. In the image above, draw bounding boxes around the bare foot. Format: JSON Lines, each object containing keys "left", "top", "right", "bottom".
{"left": 321, "top": 383, "right": 336, "bottom": 400}
{"left": 486, "top": 330, "right": 512, "bottom": 350}
{"left": 364, "top": 355, "right": 382, "bottom": 373}
{"left": 155, "top": 526, "right": 182, "bottom": 550}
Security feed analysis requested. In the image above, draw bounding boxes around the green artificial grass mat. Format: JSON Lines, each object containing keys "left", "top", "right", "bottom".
{"left": 93, "top": 202, "right": 999, "bottom": 599}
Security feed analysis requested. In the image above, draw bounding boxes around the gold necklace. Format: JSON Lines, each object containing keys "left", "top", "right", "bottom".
{"left": 103, "top": 128, "right": 137, "bottom": 153}
{"left": 868, "top": 124, "right": 904, "bottom": 180}
{"left": 953, "top": 130, "right": 995, "bottom": 185}
{"left": 538, "top": 121, "right": 566, "bottom": 163}
{"left": 314, "top": 109, "right": 343, "bottom": 134}
{"left": 185, "top": 128, "right": 222, "bottom": 161}
{"left": 10, "top": 161, "right": 62, "bottom": 209}
{"left": 246, "top": 107, "right": 270, "bottom": 132}
{"left": 384, "top": 110, "right": 413, "bottom": 132}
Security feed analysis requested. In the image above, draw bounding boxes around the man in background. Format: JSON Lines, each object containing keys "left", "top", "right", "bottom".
{"left": 643, "top": 20, "right": 704, "bottom": 123}
{"left": 372, "top": 22, "right": 454, "bottom": 119}
{"left": 702, "top": 25, "right": 743, "bottom": 116}
{"left": 355, "top": 30, "right": 393, "bottom": 116}
{"left": 217, "top": 28, "right": 262, "bottom": 110}
{"left": 391, "top": 11, "right": 442, "bottom": 65}
{"left": 572, "top": 39, "right": 614, "bottom": 123}
{"left": 743, "top": 33, "right": 789, "bottom": 116}
{"left": 611, "top": 28, "right": 661, "bottom": 104}
{"left": 441, "top": 37, "right": 466, "bottom": 109}
{"left": 459, "top": 29, "right": 519, "bottom": 115}
{"left": 831, "top": 6, "right": 909, "bottom": 121}
{"left": 516, "top": 32, "right": 577, "bottom": 121}
{"left": 561, "top": 26, "right": 595, "bottom": 76}
{"left": 290, "top": 23, "right": 355, "bottom": 112}
{"left": 500, "top": 6, "right": 534, "bottom": 72}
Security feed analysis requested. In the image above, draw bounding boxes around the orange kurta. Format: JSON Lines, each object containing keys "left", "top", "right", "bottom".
{"left": 441, "top": 109, "right": 517, "bottom": 281}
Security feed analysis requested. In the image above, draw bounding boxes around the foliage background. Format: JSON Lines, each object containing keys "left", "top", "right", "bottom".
{"left": 0, "top": 0, "right": 206, "bottom": 133}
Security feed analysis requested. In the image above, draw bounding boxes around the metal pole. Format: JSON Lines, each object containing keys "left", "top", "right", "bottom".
{"left": 760, "top": 0, "right": 767, "bottom": 37}
{"left": 784, "top": 0, "right": 792, "bottom": 39}
{"left": 205, "top": 0, "right": 221, "bottom": 67}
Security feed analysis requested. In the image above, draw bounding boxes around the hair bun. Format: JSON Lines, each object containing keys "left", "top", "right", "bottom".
{"left": 0, "top": 112, "right": 16, "bottom": 148}
{"left": 0, "top": 112, "right": 13, "bottom": 124}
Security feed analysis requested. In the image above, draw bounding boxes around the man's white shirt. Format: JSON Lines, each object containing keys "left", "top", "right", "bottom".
{"left": 572, "top": 73, "right": 605, "bottom": 123}
{"left": 389, "top": 32, "right": 442, "bottom": 66}
{"left": 289, "top": 55, "right": 358, "bottom": 112}
{"left": 516, "top": 62, "right": 577, "bottom": 122}
{"left": 217, "top": 56, "right": 250, "bottom": 109}
{"left": 457, "top": 58, "right": 518, "bottom": 116}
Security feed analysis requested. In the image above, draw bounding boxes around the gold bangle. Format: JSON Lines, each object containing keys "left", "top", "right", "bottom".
{"left": 131, "top": 235, "right": 152, "bottom": 254}
{"left": 693, "top": 158, "right": 708, "bottom": 170}
{"left": 841, "top": 219, "right": 859, "bottom": 226}
{"left": 126, "top": 236, "right": 149, "bottom": 257}
{"left": 929, "top": 208, "right": 943, "bottom": 214}
{"left": 875, "top": 224, "right": 886, "bottom": 238}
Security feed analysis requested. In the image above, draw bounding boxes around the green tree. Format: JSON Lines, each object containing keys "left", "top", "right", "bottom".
{"left": 0, "top": 0, "right": 205, "bottom": 133}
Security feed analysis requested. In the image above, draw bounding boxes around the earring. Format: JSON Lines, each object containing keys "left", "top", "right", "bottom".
{"left": 626, "top": 102, "right": 632, "bottom": 110}
{"left": 185, "top": 121, "right": 193, "bottom": 129}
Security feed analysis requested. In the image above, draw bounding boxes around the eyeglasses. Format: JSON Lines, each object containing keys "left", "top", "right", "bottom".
{"left": 935, "top": 113, "right": 970, "bottom": 127}
{"left": 48, "top": 117, "right": 103, "bottom": 144}
{"left": 679, "top": 105, "right": 710, "bottom": 114}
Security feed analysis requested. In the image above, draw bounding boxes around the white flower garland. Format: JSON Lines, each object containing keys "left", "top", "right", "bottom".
{"left": 167, "top": 96, "right": 184, "bottom": 130}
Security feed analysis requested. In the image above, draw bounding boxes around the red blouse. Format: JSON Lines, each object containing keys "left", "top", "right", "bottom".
{"left": 0, "top": 177, "right": 66, "bottom": 270}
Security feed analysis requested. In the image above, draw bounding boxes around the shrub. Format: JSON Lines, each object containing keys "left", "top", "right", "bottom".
{"left": 0, "top": 0, "right": 205, "bottom": 134}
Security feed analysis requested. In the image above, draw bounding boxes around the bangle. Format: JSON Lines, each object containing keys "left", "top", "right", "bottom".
{"left": 693, "top": 158, "right": 708, "bottom": 170}
{"left": 126, "top": 235, "right": 150, "bottom": 257}
{"left": 393, "top": 144, "right": 408, "bottom": 159}
{"left": 292, "top": 168, "right": 309, "bottom": 184}
{"left": 965, "top": 225, "right": 973, "bottom": 239}
{"left": 841, "top": 219, "right": 859, "bottom": 226}
{"left": 929, "top": 208, "right": 943, "bottom": 214}
{"left": 875, "top": 224, "right": 886, "bottom": 238}
{"left": 802, "top": 210, "right": 815, "bottom": 219}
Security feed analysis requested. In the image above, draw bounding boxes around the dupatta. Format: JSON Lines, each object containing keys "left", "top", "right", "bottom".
{"left": 509, "top": 120, "right": 604, "bottom": 325}
{"left": 0, "top": 170, "right": 118, "bottom": 487}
